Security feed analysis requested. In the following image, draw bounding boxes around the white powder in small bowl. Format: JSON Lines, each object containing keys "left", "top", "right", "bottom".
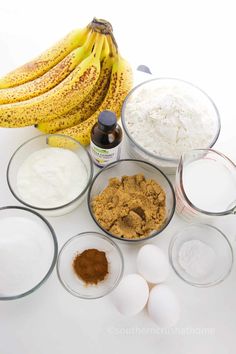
{"left": 178, "top": 239, "right": 216, "bottom": 279}
{"left": 124, "top": 79, "right": 219, "bottom": 159}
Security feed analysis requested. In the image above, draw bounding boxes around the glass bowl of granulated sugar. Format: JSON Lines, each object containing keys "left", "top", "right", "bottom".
{"left": 0, "top": 206, "right": 58, "bottom": 300}
{"left": 169, "top": 224, "right": 233, "bottom": 287}
{"left": 122, "top": 78, "right": 221, "bottom": 174}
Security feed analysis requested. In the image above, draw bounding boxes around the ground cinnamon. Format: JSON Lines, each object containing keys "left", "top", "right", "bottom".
{"left": 73, "top": 248, "right": 108, "bottom": 285}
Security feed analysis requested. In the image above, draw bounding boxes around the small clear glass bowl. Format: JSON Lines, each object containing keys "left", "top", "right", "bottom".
{"left": 0, "top": 206, "right": 58, "bottom": 300}
{"left": 169, "top": 224, "right": 233, "bottom": 287}
{"left": 7, "top": 134, "right": 93, "bottom": 217}
{"left": 121, "top": 78, "right": 221, "bottom": 175}
{"left": 87, "top": 159, "right": 176, "bottom": 243}
{"left": 57, "top": 232, "right": 124, "bottom": 299}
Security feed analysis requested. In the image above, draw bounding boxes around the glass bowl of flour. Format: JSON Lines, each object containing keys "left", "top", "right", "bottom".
{"left": 7, "top": 134, "right": 93, "bottom": 216}
{"left": 169, "top": 224, "right": 233, "bottom": 287}
{"left": 122, "top": 78, "right": 220, "bottom": 174}
{"left": 0, "top": 206, "right": 57, "bottom": 300}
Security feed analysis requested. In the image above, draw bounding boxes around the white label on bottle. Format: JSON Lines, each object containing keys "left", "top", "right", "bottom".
{"left": 90, "top": 141, "right": 121, "bottom": 167}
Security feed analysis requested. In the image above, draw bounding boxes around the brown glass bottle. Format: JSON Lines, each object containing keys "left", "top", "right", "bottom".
{"left": 90, "top": 110, "right": 123, "bottom": 167}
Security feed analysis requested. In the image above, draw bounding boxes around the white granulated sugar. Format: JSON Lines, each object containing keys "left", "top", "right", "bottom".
{"left": 0, "top": 216, "right": 54, "bottom": 296}
{"left": 125, "top": 81, "right": 217, "bottom": 159}
{"left": 178, "top": 240, "right": 216, "bottom": 279}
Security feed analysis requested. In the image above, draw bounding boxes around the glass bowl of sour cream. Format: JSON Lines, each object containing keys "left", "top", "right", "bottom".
{"left": 121, "top": 78, "right": 221, "bottom": 175}
{"left": 7, "top": 134, "right": 93, "bottom": 216}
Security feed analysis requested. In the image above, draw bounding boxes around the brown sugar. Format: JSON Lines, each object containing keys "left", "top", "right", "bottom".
{"left": 91, "top": 174, "right": 166, "bottom": 239}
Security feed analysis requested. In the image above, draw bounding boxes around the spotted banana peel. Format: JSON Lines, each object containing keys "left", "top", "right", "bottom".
{"left": 0, "top": 27, "right": 89, "bottom": 89}
{"left": 0, "top": 33, "right": 104, "bottom": 127}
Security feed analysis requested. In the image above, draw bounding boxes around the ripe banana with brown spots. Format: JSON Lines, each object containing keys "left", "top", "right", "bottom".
{"left": 37, "top": 37, "right": 114, "bottom": 134}
{"left": 0, "top": 31, "right": 96, "bottom": 104}
{"left": 50, "top": 52, "right": 133, "bottom": 146}
{"left": 0, "top": 34, "right": 104, "bottom": 127}
{"left": 0, "top": 27, "right": 89, "bottom": 89}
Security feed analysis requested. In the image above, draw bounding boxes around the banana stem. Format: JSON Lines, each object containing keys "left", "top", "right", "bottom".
{"left": 82, "top": 26, "right": 91, "bottom": 37}
{"left": 92, "top": 33, "right": 105, "bottom": 58}
{"left": 83, "top": 30, "right": 97, "bottom": 53}
{"left": 110, "top": 33, "right": 118, "bottom": 52}
{"left": 93, "top": 17, "right": 113, "bottom": 32}
{"left": 107, "top": 34, "right": 118, "bottom": 57}
{"left": 88, "top": 18, "right": 113, "bottom": 34}
{"left": 100, "top": 35, "right": 110, "bottom": 60}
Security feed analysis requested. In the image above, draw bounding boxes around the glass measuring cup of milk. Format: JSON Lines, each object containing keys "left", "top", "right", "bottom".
{"left": 176, "top": 149, "right": 236, "bottom": 221}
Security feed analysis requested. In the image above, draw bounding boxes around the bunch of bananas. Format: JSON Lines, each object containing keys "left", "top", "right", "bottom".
{"left": 0, "top": 18, "right": 133, "bottom": 145}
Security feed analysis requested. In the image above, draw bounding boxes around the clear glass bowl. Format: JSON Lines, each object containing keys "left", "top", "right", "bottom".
{"left": 169, "top": 223, "right": 233, "bottom": 287}
{"left": 0, "top": 206, "right": 58, "bottom": 300}
{"left": 7, "top": 134, "right": 93, "bottom": 216}
{"left": 57, "top": 232, "right": 124, "bottom": 299}
{"left": 121, "top": 78, "right": 221, "bottom": 175}
{"left": 87, "top": 159, "right": 176, "bottom": 243}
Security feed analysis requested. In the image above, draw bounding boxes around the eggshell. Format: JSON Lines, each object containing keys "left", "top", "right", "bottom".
{"left": 137, "top": 244, "right": 170, "bottom": 283}
{"left": 148, "top": 284, "right": 180, "bottom": 327}
{"left": 111, "top": 274, "right": 149, "bottom": 316}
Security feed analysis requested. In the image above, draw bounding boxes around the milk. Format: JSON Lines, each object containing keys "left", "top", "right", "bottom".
{"left": 183, "top": 159, "right": 236, "bottom": 212}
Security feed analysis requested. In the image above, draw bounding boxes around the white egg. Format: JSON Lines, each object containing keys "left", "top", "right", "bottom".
{"left": 111, "top": 273, "right": 149, "bottom": 316}
{"left": 137, "top": 244, "right": 170, "bottom": 283}
{"left": 148, "top": 284, "right": 180, "bottom": 328}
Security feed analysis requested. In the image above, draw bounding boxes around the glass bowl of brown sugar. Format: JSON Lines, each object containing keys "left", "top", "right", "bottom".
{"left": 57, "top": 232, "right": 124, "bottom": 299}
{"left": 88, "top": 159, "right": 176, "bottom": 242}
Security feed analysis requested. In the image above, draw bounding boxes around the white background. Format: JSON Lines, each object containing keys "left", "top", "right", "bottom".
{"left": 0, "top": 1, "right": 236, "bottom": 353}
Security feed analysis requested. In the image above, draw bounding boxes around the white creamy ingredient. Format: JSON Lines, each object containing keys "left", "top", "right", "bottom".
{"left": 183, "top": 159, "right": 236, "bottom": 212}
{"left": 125, "top": 82, "right": 216, "bottom": 159}
{"left": 178, "top": 240, "right": 216, "bottom": 278}
{"left": 0, "top": 216, "right": 54, "bottom": 296}
{"left": 17, "top": 147, "right": 88, "bottom": 208}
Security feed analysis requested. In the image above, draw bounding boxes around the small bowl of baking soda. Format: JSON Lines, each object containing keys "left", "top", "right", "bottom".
{"left": 169, "top": 224, "right": 233, "bottom": 287}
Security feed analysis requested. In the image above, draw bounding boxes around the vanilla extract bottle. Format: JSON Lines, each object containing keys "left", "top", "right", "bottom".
{"left": 90, "top": 110, "right": 123, "bottom": 167}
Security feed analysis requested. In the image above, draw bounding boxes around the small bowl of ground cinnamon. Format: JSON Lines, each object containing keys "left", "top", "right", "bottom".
{"left": 88, "top": 159, "right": 176, "bottom": 242}
{"left": 57, "top": 232, "right": 124, "bottom": 299}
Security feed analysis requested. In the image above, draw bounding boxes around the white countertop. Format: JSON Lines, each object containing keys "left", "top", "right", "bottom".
{"left": 0, "top": 1, "right": 236, "bottom": 353}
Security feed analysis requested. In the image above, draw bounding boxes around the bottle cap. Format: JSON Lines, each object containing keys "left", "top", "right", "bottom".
{"left": 98, "top": 110, "right": 117, "bottom": 131}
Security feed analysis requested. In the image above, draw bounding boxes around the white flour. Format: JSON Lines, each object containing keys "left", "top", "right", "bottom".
{"left": 125, "top": 80, "right": 217, "bottom": 159}
{"left": 0, "top": 216, "right": 54, "bottom": 296}
{"left": 17, "top": 147, "right": 88, "bottom": 208}
{"left": 178, "top": 240, "right": 216, "bottom": 278}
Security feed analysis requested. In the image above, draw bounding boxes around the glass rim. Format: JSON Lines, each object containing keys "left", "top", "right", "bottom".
{"left": 6, "top": 134, "right": 94, "bottom": 211}
{"left": 87, "top": 158, "right": 176, "bottom": 243}
{"left": 0, "top": 205, "right": 58, "bottom": 300}
{"left": 121, "top": 77, "right": 221, "bottom": 163}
